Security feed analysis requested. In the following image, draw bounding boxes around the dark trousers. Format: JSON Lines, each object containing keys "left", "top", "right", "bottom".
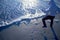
{"left": 42, "top": 15, "right": 55, "bottom": 27}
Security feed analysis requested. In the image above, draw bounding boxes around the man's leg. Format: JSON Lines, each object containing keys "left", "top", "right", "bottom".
{"left": 42, "top": 16, "right": 49, "bottom": 27}
{"left": 50, "top": 19, "right": 54, "bottom": 27}
{"left": 50, "top": 17, "right": 55, "bottom": 27}
{"left": 42, "top": 18, "right": 47, "bottom": 27}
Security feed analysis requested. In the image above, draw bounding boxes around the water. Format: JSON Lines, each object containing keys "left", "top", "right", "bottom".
{"left": 0, "top": 0, "right": 60, "bottom": 27}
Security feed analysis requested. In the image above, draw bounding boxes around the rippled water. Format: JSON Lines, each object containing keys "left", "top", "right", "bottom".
{"left": 0, "top": 0, "right": 60, "bottom": 27}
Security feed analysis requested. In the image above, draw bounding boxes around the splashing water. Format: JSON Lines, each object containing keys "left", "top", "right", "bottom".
{"left": 0, "top": 0, "right": 59, "bottom": 27}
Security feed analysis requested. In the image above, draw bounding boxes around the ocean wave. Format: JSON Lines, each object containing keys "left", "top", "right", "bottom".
{"left": 0, "top": 9, "right": 46, "bottom": 27}
{"left": 0, "top": 0, "right": 48, "bottom": 27}
{"left": 0, "top": 0, "right": 59, "bottom": 27}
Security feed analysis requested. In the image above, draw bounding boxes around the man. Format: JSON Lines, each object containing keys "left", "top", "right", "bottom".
{"left": 42, "top": 0, "right": 60, "bottom": 28}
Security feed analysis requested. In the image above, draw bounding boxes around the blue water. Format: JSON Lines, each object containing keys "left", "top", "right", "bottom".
{"left": 0, "top": 1, "right": 60, "bottom": 40}
{"left": 0, "top": 0, "right": 60, "bottom": 27}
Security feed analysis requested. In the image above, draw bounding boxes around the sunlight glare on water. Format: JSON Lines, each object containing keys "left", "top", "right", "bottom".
{"left": 22, "top": 0, "right": 38, "bottom": 9}
{"left": 0, "top": 0, "right": 50, "bottom": 26}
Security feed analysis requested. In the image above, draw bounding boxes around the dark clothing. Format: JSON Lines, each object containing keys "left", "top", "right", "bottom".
{"left": 42, "top": 0, "right": 60, "bottom": 27}
{"left": 42, "top": 15, "right": 55, "bottom": 27}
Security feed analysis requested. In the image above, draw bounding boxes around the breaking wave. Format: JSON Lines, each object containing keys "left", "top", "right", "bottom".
{"left": 0, "top": 0, "right": 59, "bottom": 27}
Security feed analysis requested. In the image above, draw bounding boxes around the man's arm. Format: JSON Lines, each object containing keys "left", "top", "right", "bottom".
{"left": 56, "top": 7, "right": 60, "bottom": 14}
{"left": 41, "top": 7, "right": 50, "bottom": 13}
{"left": 58, "top": 8, "right": 60, "bottom": 13}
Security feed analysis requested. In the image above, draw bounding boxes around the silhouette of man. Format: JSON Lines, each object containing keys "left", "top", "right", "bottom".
{"left": 42, "top": 0, "right": 60, "bottom": 28}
